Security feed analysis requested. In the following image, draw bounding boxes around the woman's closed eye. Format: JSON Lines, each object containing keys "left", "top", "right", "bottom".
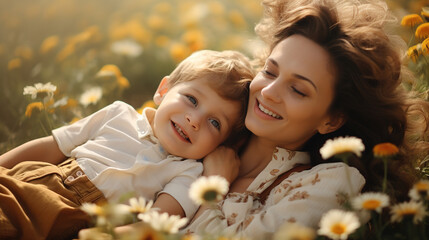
{"left": 262, "top": 69, "right": 276, "bottom": 78}
{"left": 291, "top": 86, "right": 307, "bottom": 97}
{"left": 186, "top": 95, "right": 198, "bottom": 106}
{"left": 209, "top": 118, "right": 221, "bottom": 130}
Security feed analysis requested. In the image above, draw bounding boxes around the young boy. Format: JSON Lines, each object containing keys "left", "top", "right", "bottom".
{"left": 0, "top": 50, "right": 254, "bottom": 240}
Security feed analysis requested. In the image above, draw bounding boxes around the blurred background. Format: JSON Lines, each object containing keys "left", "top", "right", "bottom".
{"left": 0, "top": 0, "right": 427, "bottom": 152}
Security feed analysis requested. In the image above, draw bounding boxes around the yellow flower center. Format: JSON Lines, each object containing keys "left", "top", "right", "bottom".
{"left": 415, "top": 182, "right": 429, "bottom": 191}
{"left": 363, "top": 200, "right": 381, "bottom": 210}
{"left": 400, "top": 209, "right": 417, "bottom": 216}
{"left": 331, "top": 223, "right": 346, "bottom": 235}
{"left": 88, "top": 95, "right": 98, "bottom": 103}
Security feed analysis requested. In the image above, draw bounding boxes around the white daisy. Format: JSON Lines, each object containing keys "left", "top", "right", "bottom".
{"left": 351, "top": 192, "right": 390, "bottom": 213}
{"left": 408, "top": 180, "right": 429, "bottom": 201}
{"left": 23, "top": 82, "right": 57, "bottom": 102}
{"left": 390, "top": 201, "right": 428, "bottom": 224}
{"left": 189, "top": 175, "right": 229, "bottom": 205}
{"left": 318, "top": 209, "right": 360, "bottom": 240}
{"left": 79, "top": 86, "right": 102, "bottom": 107}
{"left": 110, "top": 39, "right": 143, "bottom": 58}
{"left": 127, "top": 197, "right": 155, "bottom": 214}
{"left": 320, "top": 136, "right": 365, "bottom": 160}
{"left": 273, "top": 222, "right": 316, "bottom": 240}
{"left": 80, "top": 202, "right": 104, "bottom": 217}
{"left": 138, "top": 211, "right": 188, "bottom": 234}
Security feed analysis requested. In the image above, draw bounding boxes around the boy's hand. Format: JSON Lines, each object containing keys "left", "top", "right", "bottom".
{"left": 202, "top": 146, "right": 240, "bottom": 184}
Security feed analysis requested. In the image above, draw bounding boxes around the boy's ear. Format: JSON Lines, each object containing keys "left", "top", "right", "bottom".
{"left": 317, "top": 113, "right": 346, "bottom": 134}
{"left": 153, "top": 76, "right": 170, "bottom": 105}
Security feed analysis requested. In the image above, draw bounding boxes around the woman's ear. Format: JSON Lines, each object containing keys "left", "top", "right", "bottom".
{"left": 317, "top": 113, "right": 346, "bottom": 134}
{"left": 153, "top": 76, "right": 170, "bottom": 105}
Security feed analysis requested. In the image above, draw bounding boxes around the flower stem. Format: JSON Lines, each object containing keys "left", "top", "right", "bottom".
{"left": 382, "top": 158, "right": 388, "bottom": 193}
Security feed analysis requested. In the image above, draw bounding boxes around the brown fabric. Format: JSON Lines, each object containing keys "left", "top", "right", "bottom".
{"left": 0, "top": 158, "right": 107, "bottom": 240}
{"left": 259, "top": 164, "right": 311, "bottom": 204}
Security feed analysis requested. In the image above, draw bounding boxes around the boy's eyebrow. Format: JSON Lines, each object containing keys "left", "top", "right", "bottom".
{"left": 268, "top": 58, "right": 318, "bottom": 91}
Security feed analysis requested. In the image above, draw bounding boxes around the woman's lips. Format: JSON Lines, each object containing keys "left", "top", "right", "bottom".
{"left": 255, "top": 99, "right": 283, "bottom": 120}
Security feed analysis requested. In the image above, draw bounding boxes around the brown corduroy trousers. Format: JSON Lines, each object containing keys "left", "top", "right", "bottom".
{"left": 0, "top": 158, "right": 106, "bottom": 240}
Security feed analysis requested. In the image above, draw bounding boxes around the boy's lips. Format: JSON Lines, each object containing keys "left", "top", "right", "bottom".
{"left": 255, "top": 99, "right": 283, "bottom": 119}
{"left": 171, "top": 121, "right": 191, "bottom": 143}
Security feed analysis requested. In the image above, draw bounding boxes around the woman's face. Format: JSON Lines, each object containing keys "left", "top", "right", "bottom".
{"left": 245, "top": 34, "right": 339, "bottom": 150}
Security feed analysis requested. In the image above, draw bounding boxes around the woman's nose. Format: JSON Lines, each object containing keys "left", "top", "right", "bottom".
{"left": 186, "top": 113, "right": 200, "bottom": 131}
{"left": 261, "top": 81, "right": 281, "bottom": 103}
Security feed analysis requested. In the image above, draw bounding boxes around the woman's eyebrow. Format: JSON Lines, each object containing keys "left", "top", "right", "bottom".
{"left": 268, "top": 58, "right": 318, "bottom": 92}
{"left": 293, "top": 73, "right": 318, "bottom": 92}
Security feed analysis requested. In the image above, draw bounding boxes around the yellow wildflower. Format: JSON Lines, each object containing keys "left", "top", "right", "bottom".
{"left": 97, "top": 64, "right": 122, "bottom": 80}
{"left": 229, "top": 10, "right": 247, "bottom": 29}
{"left": 401, "top": 14, "right": 423, "bottom": 27}
{"left": 155, "top": 36, "right": 170, "bottom": 47}
{"left": 147, "top": 15, "right": 165, "bottom": 30}
{"left": 25, "top": 102, "right": 44, "bottom": 117}
{"left": 56, "top": 43, "right": 75, "bottom": 62}
{"left": 125, "top": 20, "right": 152, "bottom": 45}
{"left": 407, "top": 44, "right": 421, "bottom": 62}
{"left": 373, "top": 142, "right": 399, "bottom": 158}
{"left": 70, "top": 117, "right": 81, "bottom": 124}
{"left": 15, "top": 46, "right": 33, "bottom": 60}
{"left": 415, "top": 22, "right": 429, "bottom": 39}
{"left": 40, "top": 35, "right": 59, "bottom": 54}
{"left": 117, "top": 76, "right": 130, "bottom": 89}
{"left": 182, "top": 29, "right": 205, "bottom": 52}
{"left": 137, "top": 100, "right": 157, "bottom": 114}
{"left": 170, "top": 42, "right": 190, "bottom": 63}
{"left": 8, "top": 58, "right": 22, "bottom": 70}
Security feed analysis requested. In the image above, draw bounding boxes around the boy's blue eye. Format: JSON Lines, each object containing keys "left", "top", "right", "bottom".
{"left": 187, "top": 95, "right": 197, "bottom": 106}
{"left": 209, "top": 119, "right": 220, "bottom": 130}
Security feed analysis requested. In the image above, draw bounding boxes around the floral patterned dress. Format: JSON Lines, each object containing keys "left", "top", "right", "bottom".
{"left": 184, "top": 147, "right": 365, "bottom": 239}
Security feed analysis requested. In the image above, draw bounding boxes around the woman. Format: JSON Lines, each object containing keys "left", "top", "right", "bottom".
{"left": 184, "top": 0, "right": 429, "bottom": 239}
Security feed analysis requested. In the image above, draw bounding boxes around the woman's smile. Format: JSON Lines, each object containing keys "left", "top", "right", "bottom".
{"left": 256, "top": 99, "right": 283, "bottom": 119}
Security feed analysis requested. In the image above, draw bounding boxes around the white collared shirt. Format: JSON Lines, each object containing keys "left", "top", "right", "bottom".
{"left": 53, "top": 101, "right": 203, "bottom": 218}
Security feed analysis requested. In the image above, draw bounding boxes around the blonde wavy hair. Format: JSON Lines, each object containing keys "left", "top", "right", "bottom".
{"left": 255, "top": 0, "right": 429, "bottom": 200}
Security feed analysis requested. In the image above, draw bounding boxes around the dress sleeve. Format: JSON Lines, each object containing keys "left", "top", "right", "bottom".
{"left": 184, "top": 162, "right": 365, "bottom": 239}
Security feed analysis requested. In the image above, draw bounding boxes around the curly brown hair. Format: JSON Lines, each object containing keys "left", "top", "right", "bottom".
{"left": 254, "top": 0, "right": 429, "bottom": 201}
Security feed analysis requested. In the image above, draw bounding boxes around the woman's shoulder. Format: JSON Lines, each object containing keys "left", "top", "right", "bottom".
{"left": 278, "top": 161, "right": 366, "bottom": 197}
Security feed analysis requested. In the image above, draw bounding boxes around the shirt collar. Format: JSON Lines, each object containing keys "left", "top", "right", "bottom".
{"left": 136, "top": 107, "right": 158, "bottom": 143}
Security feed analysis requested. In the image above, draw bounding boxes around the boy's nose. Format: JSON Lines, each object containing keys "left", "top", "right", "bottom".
{"left": 186, "top": 114, "right": 200, "bottom": 130}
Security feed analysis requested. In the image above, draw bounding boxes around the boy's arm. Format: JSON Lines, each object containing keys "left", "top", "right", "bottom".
{"left": 152, "top": 193, "right": 186, "bottom": 218}
{"left": 0, "top": 136, "right": 66, "bottom": 168}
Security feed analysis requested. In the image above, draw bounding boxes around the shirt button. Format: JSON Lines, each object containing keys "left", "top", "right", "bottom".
{"left": 76, "top": 171, "right": 83, "bottom": 177}
{"left": 67, "top": 176, "right": 75, "bottom": 181}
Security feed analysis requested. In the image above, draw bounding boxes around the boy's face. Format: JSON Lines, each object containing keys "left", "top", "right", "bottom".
{"left": 152, "top": 78, "right": 241, "bottom": 159}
